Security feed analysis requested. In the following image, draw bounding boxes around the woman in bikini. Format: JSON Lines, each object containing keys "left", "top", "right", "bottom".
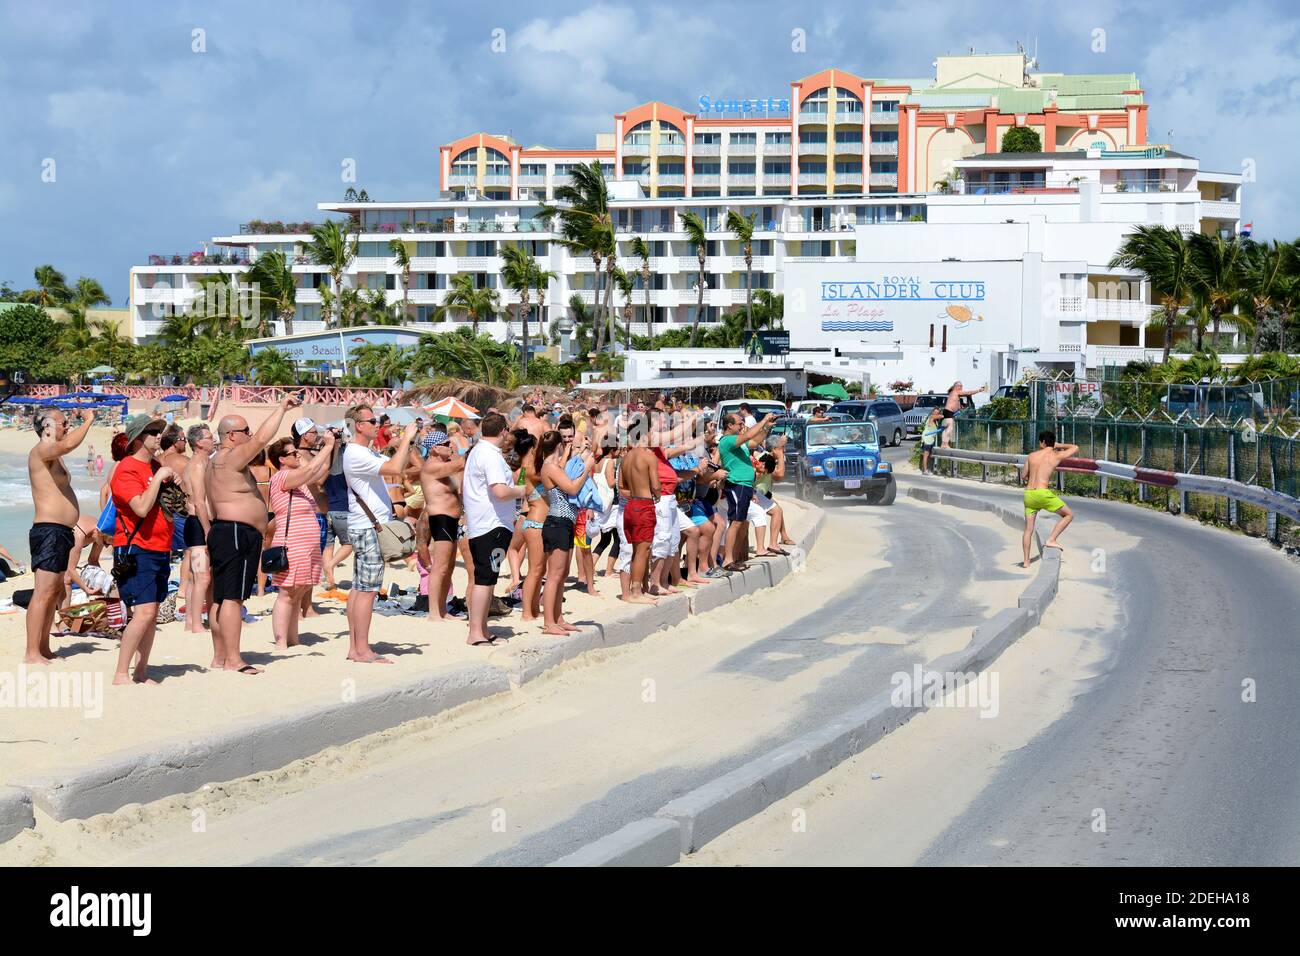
{"left": 538, "top": 430, "right": 594, "bottom": 636}
{"left": 518, "top": 430, "right": 547, "bottom": 622}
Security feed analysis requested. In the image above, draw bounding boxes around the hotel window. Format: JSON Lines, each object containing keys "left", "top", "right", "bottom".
{"left": 658, "top": 162, "right": 685, "bottom": 175}
{"left": 450, "top": 152, "right": 477, "bottom": 175}
{"left": 728, "top": 161, "right": 756, "bottom": 175}
{"left": 835, "top": 90, "right": 863, "bottom": 114}
{"left": 870, "top": 130, "right": 898, "bottom": 144}
{"left": 693, "top": 161, "right": 721, "bottom": 175}
{"left": 520, "top": 164, "right": 546, "bottom": 177}
{"left": 415, "top": 241, "right": 446, "bottom": 257}
{"left": 357, "top": 242, "right": 389, "bottom": 257}
{"left": 517, "top": 240, "right": 547, "bottom": 256}
{"left": 467, "top": 240, "right": 497, "bottom": 256}
{"left": 686, "top": 272, "right": 722, "bottom": 290}
{"left": 835, "top": 130, "right": 863, "bottom": 143}
{"left": 799, "top": 131, "right": 827, "bottom": 145}
{"left": 835, "top": 161, "right": 863, "bottom": 174}
{"left": 870, "top": 161, "right": 898, "bottom": 174}
{"left": 801, "top": 89, "right": 829, "bottom": 114}
{"left": 470, "top": 273, "right": 496, "bottom": 290}
{"left": 632, "top": 273, "right": 668, "bottom": 290}
{"left": 623, "top": 160, "right": 648, "bottom": 176}
{"left": 416, "top": 305, "right": 439, "bottom": 322}
{"left": 802, "top": 162, "right": 827, "bottom": 174}
{"left": 739, "top": 272, "right": 773, "bottom": 289}
{"left": 805, "top": 240, "right": 833, "bottom": 256}
{"left": 730, "top": 132, "right": 757, "bottom": 145}
{"left": 874, "top": 100, "right": 899, "bottom": 112}
{"left": 763, "top": 161, "right": 790, "bottom": 174}
{"left": 294, "top": 304, "right": 323, "bottom": 323}
{"left": 694, "top": 132, "right": 721, "bottom": 145}
{"left": 625, "top": 121, "right": 653, "bottom": 146}
{"left": 760, "top": 207, "right": 779, "bottom": 229}
{"left": 385, "top": 274, "right": 396, "bottom": 290}
{"left": 694, "top": 189, "right": 722, "bottom": 197}
{"left": 766, "top": 132, "right": 791, "bottom": 145}
{"left": 660, "top": 126, "right": 685, "bottom": 145}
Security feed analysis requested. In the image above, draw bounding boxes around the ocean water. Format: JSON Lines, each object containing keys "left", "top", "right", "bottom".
{"left": 0, "top": 452, "right": 104, "bottom": 563}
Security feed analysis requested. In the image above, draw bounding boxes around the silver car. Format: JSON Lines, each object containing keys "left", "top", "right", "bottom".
{"left": 826, "top": 399, "right": 907, "bottom": 446}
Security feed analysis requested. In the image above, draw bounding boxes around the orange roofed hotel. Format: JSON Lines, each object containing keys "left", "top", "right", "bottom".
{"left": 130, "top": 53, "right": 1244, "bottom": 387}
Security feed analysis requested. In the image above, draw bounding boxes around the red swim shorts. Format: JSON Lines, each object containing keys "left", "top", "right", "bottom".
{"left": 623, "top": 498, "right": 656, "bottom": 544}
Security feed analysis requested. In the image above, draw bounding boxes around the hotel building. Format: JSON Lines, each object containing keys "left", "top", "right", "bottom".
{"left": 128, "top": 53, "right": 1245, "bottom": 390}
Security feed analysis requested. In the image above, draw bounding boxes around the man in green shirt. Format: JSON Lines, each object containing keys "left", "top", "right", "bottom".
{"left": 717, "top": 411, "right": 776, "bottom": 570}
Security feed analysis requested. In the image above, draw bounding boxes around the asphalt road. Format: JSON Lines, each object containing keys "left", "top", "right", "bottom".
{"left": 38, "top": 466, "right": 1029, "bottom": 867}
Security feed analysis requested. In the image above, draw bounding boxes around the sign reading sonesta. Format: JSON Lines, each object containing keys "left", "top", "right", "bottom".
{"left": 697, "top": 95, "right": 791, "bottom": 118}
{"left": 821, "top": 278, "right": 988, "bottom": 302}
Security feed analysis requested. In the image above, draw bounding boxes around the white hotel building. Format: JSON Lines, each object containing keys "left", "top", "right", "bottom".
{"left": 127, "top": 53, "right": 1244, "bottom": 391}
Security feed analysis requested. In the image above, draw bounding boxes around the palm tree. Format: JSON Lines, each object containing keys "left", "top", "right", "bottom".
{"left": 631, "top": 235, "right": 653, "bottom": 339}
{"left": 1239, "top": 239, "right": 1289, "bottom": 353}
{"left": 72, "top": 276, "right": 111, "bottom": 309}
{"left": 245, "top": 250, "right": 298, "bottom": 336}
{"left": 682, "top": 211, "right": 708, "bottom": 347}
{"left": 500, "top": 245, "right": 537, "bottom": 371}
{"left": 533, "top": 266, "right": 557, "bottom": 362}
{"left": 351, "top": 343, "right": 411, "bottom": 386}
{"left": 192, "top": 272, "right": 256, "bottom": 336}
{"left": 21, "top": 265, "right": 72, "bottom": 306}
{"left": 438, "top": 274, "right": 500, "bottom": 334}
{"left": 389, "top": 238, "right": 412, "bottom": 320}
{"left": 250, "top": 347, "right": 298, "bottom": 386}
{"left": 306, "top": 220, "right": 358, "bottom": 327}
{"left": 752, "top": 290, "right": 784, "bottom": 329}
{"left": 92, "top": 318, "right": 127, "bottom": 373}
{"left": 409, "top": 329, "right": 518, "bottom": 389}
{"left": 726, "top": 209, "right": 758, "bottom": 332}
{"left": 613, "top": 266, "right": 635, "bottom": 351}
{"left": 338, "top": 288, "right": 364, "bottom": 328}
{"left": 566, "top": 292, "right": 595, "bottom": 356}
{"left": 1188, "top": 233, "right": 1243, "bottom": 349}
{"left": 538, "top": 161, "right": 615, "bottom": 357}
{"left": 364, "top": 288, "right": 399, "bottom": 325}
{"left": 1109, "top": 225, "right": 1196, "bottom": 362}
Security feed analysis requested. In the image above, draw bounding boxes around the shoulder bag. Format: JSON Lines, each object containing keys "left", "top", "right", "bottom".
{"left": 349, "top": 486, "right": 416, "bottom": 563}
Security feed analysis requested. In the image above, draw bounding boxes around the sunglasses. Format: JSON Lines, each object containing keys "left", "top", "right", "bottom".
{"left": 282, "top": 449, "right": 300, "bottom": 458}
{"left": 227, "top": 426, "right": 251, "bottom": 435}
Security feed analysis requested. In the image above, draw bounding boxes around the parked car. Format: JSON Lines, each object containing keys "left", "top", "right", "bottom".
{"left": 901, "top": 392, "right": 975, "bottom": 435}
{"left": 991, "top": 384, "right": 1030, "bottom": 402}
{"left": 713, "top": 398, "right": 788, "bottom": 429}
{"left": 790, "top": 400, "right": 833, "bottom": 419}
{"left": 793, "top": 420, "right": 896, "bottom": 504}
{"left": 827, "top": 399, "right": 907, "bottom": 446}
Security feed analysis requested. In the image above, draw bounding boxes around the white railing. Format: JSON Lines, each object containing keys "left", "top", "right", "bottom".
{"left": 649, "top": 256, "right": 679, "bottom": 273}
{"left": 657, "top": 143, "right": 686, "bottom": 156}
{"left": 869, "top": 172, "right": 899, "bottom": 187}
{"left": 407, "top": 289, "right": 445, "bottom": 304}
{"left": 456, "top": 256, "right": 502, "bottom": 271}
{"left": 1085, "top": 345, "right": 1165, "bottom": 365}
{"left": 727, "top": 173, "right": 757, "bottom": 185}
{"left": 728, "top": 142, "right": 757, "bottom": 153}
{"left": 1201, "top": 199, "right": 1240, "bottom": 220}
{"left": 296, "top": 288, "right": 322, "bottom": 304}
{"left": 693, "top": 143, "right": 721, "bottom": 155}
{"left": 833, "top": 141, "right": 864, "bottom": 154}
{"left": 869, "top": 109, "right": 899, "bottom": 123}
{"left": 1086, "top": 299, "right": 1155, "bottom": 321}
{"left": 353, "top": 256, "right": 391, "bottom": 270}
{"left": 869, "top": 141, "right": 899, "bottom": 155}
{"left": 1059, "top": 295, "right": 1084, "bottom": 314}
{"left": 798, "top": 141, "right": 827, "bottom": 155}
{"left": 763, "top": 173, "right": 792, "bottom": 186}
{"left": 658, "top": 173, "right": 686, "bottom": 185}
{"left": 798, "top": 172, "right": 828, "bottom": 185}
{"left": 693, "top": 173, "right": 721, "bottom": 186}
{"left": 763, "top": 141, "right": 791, "bottom": 154}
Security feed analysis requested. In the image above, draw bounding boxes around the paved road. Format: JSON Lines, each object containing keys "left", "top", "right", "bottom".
{"left": 699, "top": 446, "right": 1300, "bottom": 866}
{"left": 47, "top": 472, "right": 1027, "bottom": 867}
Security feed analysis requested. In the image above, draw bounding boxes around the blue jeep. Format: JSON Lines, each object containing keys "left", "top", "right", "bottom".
{"left": 793, "top": 420, "right": 896, "bottom": 504}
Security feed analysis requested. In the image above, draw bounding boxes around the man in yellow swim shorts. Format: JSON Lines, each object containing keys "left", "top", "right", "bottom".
{"left": 1019, "top": 430, "right": 1079, "bottom": 569}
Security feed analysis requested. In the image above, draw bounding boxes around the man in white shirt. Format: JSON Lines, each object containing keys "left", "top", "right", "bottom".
{"left": 460, "top": 412, "right": 524, "bottom": 646}
{"left": 341, "top": 403, "right": 416, "bottom": 663}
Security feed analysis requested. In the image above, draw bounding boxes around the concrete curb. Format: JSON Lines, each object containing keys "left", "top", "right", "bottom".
{"left": 547, "top": 817, "right": 682, "bottom": 867}
{"left": 2, "top": 500, "right": 827, "bottom": 839}
{"left": 0, "top": 787, "right": 34, "bottom": 844}
{"left": 551, "top": 484, "right": 1061, "bottom": 865}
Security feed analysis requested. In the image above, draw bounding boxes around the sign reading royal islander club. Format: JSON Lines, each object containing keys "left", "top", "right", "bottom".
{"left": 784, "top": 261, "right": 1023, "bottom": 344}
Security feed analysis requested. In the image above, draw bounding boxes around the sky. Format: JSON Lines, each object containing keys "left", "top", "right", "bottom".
{"left": 1, "top": 0, "right": 1297, "bottom": 305}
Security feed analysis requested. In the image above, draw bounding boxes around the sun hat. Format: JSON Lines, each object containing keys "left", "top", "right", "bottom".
{"left": 124, "top": 413, "right": 166, "bottom": 443}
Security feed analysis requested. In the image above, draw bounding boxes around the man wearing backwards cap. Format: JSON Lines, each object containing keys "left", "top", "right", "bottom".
{"left": 205, "top": 393, "right": 301, "bottom": 675}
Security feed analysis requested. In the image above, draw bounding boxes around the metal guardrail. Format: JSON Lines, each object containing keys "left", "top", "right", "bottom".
{"left": 929, "top": 446, "right": 1300, "bottom": 538}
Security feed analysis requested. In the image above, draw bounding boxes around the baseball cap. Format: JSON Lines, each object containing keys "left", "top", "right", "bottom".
{"left": 124, "top": 413, "right": 166, "bottom": 443}
{"left": 291, "top": 417, "right": 317, "bottom": 440}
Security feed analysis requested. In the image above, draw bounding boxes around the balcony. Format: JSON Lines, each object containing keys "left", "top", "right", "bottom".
{"left": 677, "top": 256, "right": 704, "bottom": 268}
{"left": 763, "top": 173, "right": 792, "bottom": 187}
{"left": 648, "top": 256, "right": 679, "bottom": 273}
{"left": 728, "top": 141, "right": 757, "bottom": 154}
{"left": 693, "top": 173, "right": 721, "bottom": 187}
{"left": 798, "top": 172, "right": 828, "bottom": 185}
{"left": 622, "top": 139, "right": 651, "bottom": 155}
{"left": 447, "top": 172, "right": 476, "bottom": 186}
{"left": 456, "top": 256, "right": 502, "bottom": 271}
{"left": 239, "top": 220, "right": 327, "bottom": 236}
{"left": 657, "top": 173, "right": 686, "bottom": 186}
{"left": 764, "top": 141, "right": 791, "bottom": 154}
{"left": 658, "top": 142, "right": 686, "bottom": 156}
{"left": 1104, "top": 181, "right": 1176, "bottom": 194}
{"left": 354, "top": 256, "right": 392, "bottom": 271}
{"left": 1201, "top": 199, "right": 1240, "bottom": 220}
{"left": 1085, "top": 345, "right": 1165, "bottom": 367}
{"left": 833, "top": 141, "right": 864, "bottom": 154}
{"left": 517, "top": 174, "right": 545, "bottom": 186}
{"left": 798, "top": 107, "right": 829, "bottom": 122}
{"left": 727, "top": 173, "right": 757, "bottom": 186}
{"left": 296, "top": 288, "right": 323, "bottom": 304}
{"left": 835, "top": 104, "right": 865, "bottom": 122}
{"left": 482, "top": 174, "right": 511, "bottom": 187}
{"left": 869, "top": 109, "right": 899, "bottom": 124}
{"left": 137, "top": 287, "right": 193, "bottom": 304}
{"left": 869, "top": 172, "right": 899, "bottom": 187}
{"left": 410, "top": 257, "right": 457, "bottom": 273}
{"left": 693, "top": 143, "right": 721, "bottom": 155}
{"left": 869, "top": 141, "right": 899, "bottom": 155}
{"left": 147, "top": 253, "right": 250, "bottom": 267}
{"left": 798, "top": 140, "right": 828, "bottom": 155}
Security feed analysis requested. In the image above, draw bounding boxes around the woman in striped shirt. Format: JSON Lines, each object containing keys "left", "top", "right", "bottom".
{"left": 267, "top": 434, "right": 336, "bottom": 649}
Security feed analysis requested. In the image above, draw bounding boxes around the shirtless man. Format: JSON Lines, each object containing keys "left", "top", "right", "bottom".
{"left": 206, "top": 394, "right": 300, "bottom": 674}
{"left": 941, "top": 380, "right": 986, "bottom": 447}
{"left": 159, "top": 424, "right": 192, "bottom": 605}
{"left": 1019, "top": 430, "right": 1079, "bottom": 569}
{"left": 515, "top": 404, "right": 547, "bottom": 443}
{"left": 25, "top": 407, "right": 95, "bottom": 664}
{"left": 419, "top": 432, "right": 465, "bottom": 621}
{"left": 619, "top": 415, "right": 660, "bottom": 605}
{"left": 181, "top": 424, "right": 214, "bottom": 634}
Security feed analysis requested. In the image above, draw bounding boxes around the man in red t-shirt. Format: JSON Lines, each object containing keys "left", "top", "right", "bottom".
{"left": 110, "top": 414, "right": 177, "bottom": 685}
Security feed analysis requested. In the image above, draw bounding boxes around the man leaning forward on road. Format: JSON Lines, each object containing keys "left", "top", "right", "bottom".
{"left": 206, "top": 393, "right": 301, "bottom": 675}
{"left": 341, "top": 404, "right": 417, "bottom": 663}
{"left": 1019, "top": 429, "right": 1079, "bottom": 569}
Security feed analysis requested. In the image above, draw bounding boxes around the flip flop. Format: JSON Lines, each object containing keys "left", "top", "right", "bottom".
{"left": 234, "top": 664, "right": 262, "bottom": 676}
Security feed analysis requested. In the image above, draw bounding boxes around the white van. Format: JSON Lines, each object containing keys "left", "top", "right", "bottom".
{"left": 713, "top": 398, "right": 788, "bottom": 428}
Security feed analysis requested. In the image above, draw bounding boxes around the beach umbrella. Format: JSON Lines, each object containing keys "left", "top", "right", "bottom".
{"left": 809, "top": 382, "right": 851, "bottom": 402}
{"left": 425, "top": 397, "right": 480, "bottom": 420}
{"left": 161, "top": 394, "right": 190, "bottom": 403}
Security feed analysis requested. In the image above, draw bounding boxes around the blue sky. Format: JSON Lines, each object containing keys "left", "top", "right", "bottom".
{"left": 2, "top": 0, "right": 1297, "bottom": 305}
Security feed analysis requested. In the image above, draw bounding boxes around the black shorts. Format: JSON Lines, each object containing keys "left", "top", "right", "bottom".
{"left": 468, "top": 526, "right": 513, "bottom": 587}
{"left": 724, "top": 483, "right": 754, "bottom": 522}
{"left": 208, "top": 519, "right": 263, "bottom": 604}
{"left": 183, "top": 514, "right": 206, "bottom": 549}
{"left": 29, "top": 522, "right": 75, "bottom": 575}
{"left": 941, "top": 408, "right": 955, "bottom": 420}
{"left": 429, "top": 513, "right": 460, "bottom": 544}
{"left": 541, "top": 516, "right": 575, "bottom": 554}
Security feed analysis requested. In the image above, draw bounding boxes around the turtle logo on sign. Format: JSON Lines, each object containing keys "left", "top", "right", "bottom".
{"left": 941, "top": 304, "right": 984, "bottom": 325}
